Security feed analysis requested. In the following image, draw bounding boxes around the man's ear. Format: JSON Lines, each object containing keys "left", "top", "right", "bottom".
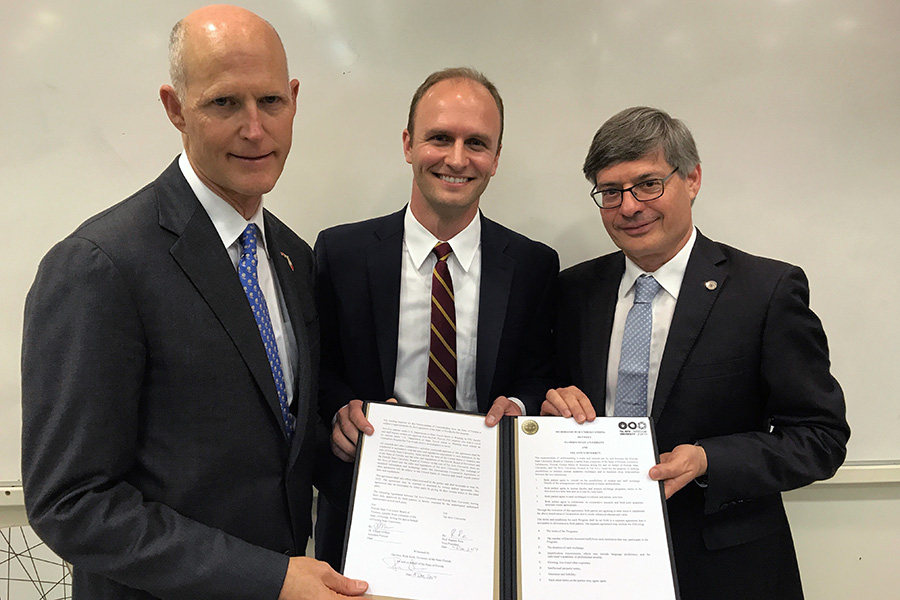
{"left": 402, "top": 128, "right": 413, "bottom": 165}
{"left": 159, "top": 85, "right": 186, "bottom": 133}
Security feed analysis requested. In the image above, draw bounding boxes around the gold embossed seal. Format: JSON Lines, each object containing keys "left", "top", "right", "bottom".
{"left": 522, "top": 420, "right": 539, "bottom": 435}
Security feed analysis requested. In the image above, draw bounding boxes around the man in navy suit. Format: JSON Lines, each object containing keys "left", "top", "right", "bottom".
{"left": 21, "top": 6, "right": 366, "bottom": 599}
{"left": 314, "top": 68, "right": 559, "bottom": 567}
{"left": 544, "top": 106, "right": 849, "bottom": 599}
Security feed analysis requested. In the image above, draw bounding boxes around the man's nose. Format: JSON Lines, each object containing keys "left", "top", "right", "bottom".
{"left": 241, "top": 106, "right": 264, "bottom": 141}
{"left": 617, "top": 190, "right": 644, "bottom": 216}
{"left": 446, "top": 141, "right": 467, "bottom": 168}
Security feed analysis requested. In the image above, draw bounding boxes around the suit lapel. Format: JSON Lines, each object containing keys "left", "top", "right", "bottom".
{"left": 651, "top": 232, "right": 727, "bottom": 420}
{"left": 585, "top": 254, "right": 623, "bottom": 414}
{"left": 367, "top": 210, "right": 404, "bottom": 397}
{"left": 266, "top": 214, "right": 312, "bottom": 460}
{"left": 157, "top": 161, "right": 290, "bottom": 446}
{"left": 476, "top": 217, "right": 515, "bottom": 410}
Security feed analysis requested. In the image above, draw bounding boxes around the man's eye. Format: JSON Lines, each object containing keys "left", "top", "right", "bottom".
{"left": 467, "top": 139, "right": 487, "bottom": 149}
{"left": 600, "top": 190, "right": 621, "bottom": 199}
{"left": 430, "top": 135, "right": 451, "bottom": 144}
{"left": 211, "top": 98, "right": 231, "bottom": 107}
{"left": 639, "top": 180, "right": 662, "bottom": 192}
{"left": 261, "top": 96, "right": 280, "bottom": 105}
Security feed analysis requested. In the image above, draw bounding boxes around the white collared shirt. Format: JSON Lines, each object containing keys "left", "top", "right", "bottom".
{"left": 178, "top": 153, "right": 297, "bottom": 405}
{"left": 394, "top": 205, "right": 482, "bottom": 412}
{"left": 605, "top": 227, "right": 697, "bottom": 416}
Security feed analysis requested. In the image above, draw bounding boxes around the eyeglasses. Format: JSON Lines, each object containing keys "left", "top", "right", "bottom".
{"left": 590, "top": 167, "right": 679, "bottom": 209}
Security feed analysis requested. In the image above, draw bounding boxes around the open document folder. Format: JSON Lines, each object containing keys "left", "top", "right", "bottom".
{"left": 341, "top": 402, "right": 679, "bottom": 600}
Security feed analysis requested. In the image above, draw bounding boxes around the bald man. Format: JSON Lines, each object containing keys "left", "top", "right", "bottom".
{"left": 21, "top": 6, "right": 366, "bottom": 599}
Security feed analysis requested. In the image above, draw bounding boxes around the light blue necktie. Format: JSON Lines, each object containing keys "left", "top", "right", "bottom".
{"left": 614, "top": 275, "right": 661, "bottom": 417}
{"left": 239, "top": 224, "right": 295, "bottom": 439}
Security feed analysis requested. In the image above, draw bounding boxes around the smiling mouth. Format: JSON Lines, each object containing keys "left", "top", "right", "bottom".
{"left": 620, "top": 219, "right": 657, "bottom": 234}
{"left": 435, "top": 174, "right": 472, "bottom": 184}
{"left": 231, "top": 152, "right": 273, "bottom": 162}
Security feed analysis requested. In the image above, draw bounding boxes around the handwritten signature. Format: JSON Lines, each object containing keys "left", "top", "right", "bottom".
{"left": 441, "top": 529, "right": 476, "bottom": 552}
{"left": 382, "top": 557, "right": 438, "bottom": 580}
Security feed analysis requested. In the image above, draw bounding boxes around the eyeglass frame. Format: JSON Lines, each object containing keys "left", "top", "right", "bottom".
{"left": 590, "top": 167, "right": 679, "bottom": 209}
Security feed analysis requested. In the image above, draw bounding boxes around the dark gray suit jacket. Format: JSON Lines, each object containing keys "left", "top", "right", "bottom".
{"left": 555, "top": 231, "right": 849, "bottom": 600}
{"left": 21, "top": 159, "right": 321, "bottom": 600}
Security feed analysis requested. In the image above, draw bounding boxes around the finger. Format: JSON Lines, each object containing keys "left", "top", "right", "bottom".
{"left": 662, "top": 473, "right": 693, "bottom": 499}
{"left": 322, "top": 568, "right": 369, "bottom": 597}
{"left": 386, "top": 397, "right": 399, "bottom": 404}
{"left": 330, "top": 427, "right": 357, "bottom": 462}
{"left": 540, "top": 399, "right": 563, "bottom": 416}
{"left": 485, "top": 397, "right": 509, "bottom": 427}
{"left": 342, "top": 399, "right": 374, "bottom": 435}
{"left": 543, "top": 389, "right": 572, "bottom": 418}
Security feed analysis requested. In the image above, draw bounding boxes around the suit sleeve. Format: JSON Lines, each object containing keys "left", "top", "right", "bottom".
{"left": 313, "top": 231, "right": 359, "bottom": 422}
{"left": 505, "top": 247, "right": 560, "bottom": 414}
{"left": 698, "top": 265, "right": 850, "bottom": 513}
{"left": 21, "top": 237, "right": 288, "bottom": 600}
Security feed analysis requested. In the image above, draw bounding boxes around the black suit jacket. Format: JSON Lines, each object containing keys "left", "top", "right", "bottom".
{"left": 21, "top": 159, "right": 321, "bottom": 600}
{"left": 555, "top": 231, "right": 849, "bottom": 600}
{"left": 313, "top": 208, "right": 558, "bottom": 500}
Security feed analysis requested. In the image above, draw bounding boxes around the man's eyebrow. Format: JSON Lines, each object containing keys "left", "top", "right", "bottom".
{"left": 598, "top": 171, "right": 663, "bottom": 187}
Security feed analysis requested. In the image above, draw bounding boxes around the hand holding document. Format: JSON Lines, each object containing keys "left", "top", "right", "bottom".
{"left": 342, "top": 403, "right": 679, "bottom": 600}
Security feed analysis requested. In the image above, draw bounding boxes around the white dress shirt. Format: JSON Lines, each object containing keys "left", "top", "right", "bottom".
{"left": 178, "top": 153, "right": 298, "bottom": 405}
{"left": 605, "top": 227, "right": 697, "bottom": 416}
{"left": 394, "top": 206, "right": 482, "bottom": 412}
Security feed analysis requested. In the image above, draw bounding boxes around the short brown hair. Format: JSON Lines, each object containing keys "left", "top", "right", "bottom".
{"left": 407, "top": 67, "right": 505, "bottom": 144}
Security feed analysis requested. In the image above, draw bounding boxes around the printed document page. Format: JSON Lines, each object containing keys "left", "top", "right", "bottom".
{"left": 515, "top": 416, "right": 677, "bottom": 599}
{"left": 343, "top": 403, "right": 499, "bottom": 600}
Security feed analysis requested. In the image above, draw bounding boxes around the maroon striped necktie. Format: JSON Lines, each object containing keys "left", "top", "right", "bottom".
{"left": 426, "top": 242, "right": 456, "bottom": 409}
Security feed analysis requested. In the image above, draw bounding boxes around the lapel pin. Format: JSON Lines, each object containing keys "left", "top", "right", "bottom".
{"left": 705, "top": 280, "right": 717, "bottom": 290}
{"left": 280, "top": 252, "right": 294, "bottom": 271}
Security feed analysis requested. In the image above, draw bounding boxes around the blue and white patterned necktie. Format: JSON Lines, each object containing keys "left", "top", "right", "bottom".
{"left": 614, "top": 274, "right": 662, "bottom": 417}
{"left": 239, "top": 223, "right": 295, "bottom": 439}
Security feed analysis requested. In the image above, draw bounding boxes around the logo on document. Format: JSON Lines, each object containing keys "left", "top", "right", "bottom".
{"left": 617, "top": 420, "right": 648, "bottom": 435}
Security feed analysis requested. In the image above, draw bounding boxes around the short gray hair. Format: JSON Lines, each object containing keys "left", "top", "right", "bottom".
{"left": 582, "top": 106, "right": 700, "bottom": 182}
{"left": 168, "top": 19, "right": 187, "bottom": 101}
{"left": 166, "top": 15, "right": 288, "bottom": 103}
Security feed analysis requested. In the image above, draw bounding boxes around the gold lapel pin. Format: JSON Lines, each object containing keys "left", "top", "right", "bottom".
{"left": 705, "top": 280, "right": 717, "bottom": 290}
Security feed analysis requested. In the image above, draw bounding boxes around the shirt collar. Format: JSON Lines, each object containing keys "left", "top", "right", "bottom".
{"left": 403, "top": 204, "right": 481, "bottom": 272}
{"left": 619, "top": 226, "right": 697, "bottom": 300}
{"left": 178, "top": 153, "right": 269, "bottom": 258}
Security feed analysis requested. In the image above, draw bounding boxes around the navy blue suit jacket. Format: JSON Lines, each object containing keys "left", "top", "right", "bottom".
{"left": 314, "top": 208, "right": 558, "bottom": 506}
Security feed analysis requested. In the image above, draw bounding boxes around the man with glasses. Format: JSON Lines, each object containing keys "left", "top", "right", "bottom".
{"left": 543, "top": 106, "right": 849, "bottom": 599}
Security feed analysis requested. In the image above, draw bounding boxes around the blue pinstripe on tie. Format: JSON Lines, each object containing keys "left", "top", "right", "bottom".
{"left": 239, "top": 224, "right": 295, "bottom": 439}
{"left": 615, "top": 275, "right": 661, "bottom": 417}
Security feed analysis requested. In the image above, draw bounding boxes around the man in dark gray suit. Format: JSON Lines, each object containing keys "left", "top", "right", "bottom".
{"left": 544, "top": 107, "right": 849, "bottom": 599}
{"left": 21, "top": 5, "right": 366, "bottom": 599}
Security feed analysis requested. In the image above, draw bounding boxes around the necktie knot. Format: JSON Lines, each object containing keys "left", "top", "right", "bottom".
{"left": 634, "top": 275, "right": 661, "bottom": 304}
{"left": 432, "top": 242, "right": 453, "bottom": 262}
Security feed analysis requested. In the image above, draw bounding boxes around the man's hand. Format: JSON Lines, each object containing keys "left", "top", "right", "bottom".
{"left": 540, "top": 386, "right": 596, "bottom": 423}
{"left": 331, "top": 399, "right": 399, "bottom": 462}
{"left": 278, "top": 556, "right": 367, "bottom": 599}
{"left": 484, "top": 396, "right": 522, "bottom": 426}
{"left": 649, "top": 444, "right": 708, "bottom": 499}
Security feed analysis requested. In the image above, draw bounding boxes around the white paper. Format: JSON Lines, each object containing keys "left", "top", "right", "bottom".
{"left": 343, "top": 403, "right": 499, "bottom": 600}
{"left": 515, "top": 417, "right": 677, "bottom": 599}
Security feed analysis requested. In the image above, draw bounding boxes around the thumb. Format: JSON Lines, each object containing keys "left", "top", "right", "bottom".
{"left": 322, "top": 570, "right": 368, "bottom": 596}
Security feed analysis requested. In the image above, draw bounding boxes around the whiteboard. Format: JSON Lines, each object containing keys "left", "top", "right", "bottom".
{"left": 2, "top": 0, "right": 898, "bottom": 483}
